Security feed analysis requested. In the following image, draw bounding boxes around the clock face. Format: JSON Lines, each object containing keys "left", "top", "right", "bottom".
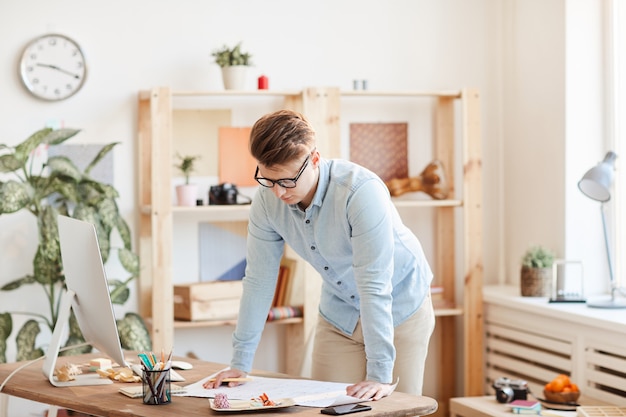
{"left": 19, "top": 34, "right": 87, "bottom": 101}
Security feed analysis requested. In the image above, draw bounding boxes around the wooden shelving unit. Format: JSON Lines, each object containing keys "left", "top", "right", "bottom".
{"left": 136, "top": 87, "right": 483, "bottom": 416}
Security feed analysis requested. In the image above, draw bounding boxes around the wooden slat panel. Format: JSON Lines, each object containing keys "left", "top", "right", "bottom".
{"left": 585, "top": 348, "right": 626, "bottom": 372}
{"left": 486, "top": 323, "right": 573, "bottom": 353}
{"left": 487, "top": 338, "right": 572, "bottom": 370}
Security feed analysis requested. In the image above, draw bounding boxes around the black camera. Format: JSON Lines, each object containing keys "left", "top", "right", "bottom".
{"left": 492, "top": 377, "right": 528, "bottom": 403}
{"left": 209, "top": 183, "right": 251, "bottom": 205}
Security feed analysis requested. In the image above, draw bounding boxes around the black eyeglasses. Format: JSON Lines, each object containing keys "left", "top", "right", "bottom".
{"left": 255, "top": 153, "right": 312, "bottom": 188}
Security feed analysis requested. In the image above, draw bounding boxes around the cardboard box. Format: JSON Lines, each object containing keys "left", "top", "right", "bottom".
{"left": 173, "top": 280, "right": 243, "bottom": 321}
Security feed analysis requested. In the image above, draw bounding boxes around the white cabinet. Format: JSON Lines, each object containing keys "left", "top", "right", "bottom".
{"left": 484, "top": 285, "right": 626, "bottom": 405}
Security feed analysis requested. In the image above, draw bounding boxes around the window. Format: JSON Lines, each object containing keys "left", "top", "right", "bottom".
{"left": 608, "top": 0, "right": 624, "bottom": 283}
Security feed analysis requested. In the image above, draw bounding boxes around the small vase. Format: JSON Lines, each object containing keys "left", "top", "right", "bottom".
{"left": 176, "top": 184, "right": 198, "bottom": 206}
{"left": 221, "top": 66, "right": 248, "bottom": 90}
{"left": 520, "top": 266, "right": 552, "bottom": 297}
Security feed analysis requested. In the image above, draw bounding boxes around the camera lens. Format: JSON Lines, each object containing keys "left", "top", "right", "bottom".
{"left": 496, "top": 387, "right": 515, "bottom": 403}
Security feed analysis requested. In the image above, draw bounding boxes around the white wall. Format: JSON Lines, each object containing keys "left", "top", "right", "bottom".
{"left": 0, "top": 0, "right": 610, "bottom": 412}
{"left": 501, "top": 0, "right": 608, "bottom": 296}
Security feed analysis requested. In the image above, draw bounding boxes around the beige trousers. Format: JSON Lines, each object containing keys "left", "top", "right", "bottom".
{"left": 311, "top": 294, "right": 435, "bottom": 395}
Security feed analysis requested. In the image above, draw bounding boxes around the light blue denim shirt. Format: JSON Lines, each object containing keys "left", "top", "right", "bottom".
{"left": 231, "top": 158, "right": 433, "bottom": 383}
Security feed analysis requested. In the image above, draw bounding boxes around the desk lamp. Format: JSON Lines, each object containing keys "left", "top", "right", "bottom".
{"left": 578, "top": 151, "right": 626, "bottom": 308}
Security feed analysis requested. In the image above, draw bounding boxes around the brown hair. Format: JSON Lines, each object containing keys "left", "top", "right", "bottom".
{"left": 249, "top": 109, "right": 316, "bottom": 167}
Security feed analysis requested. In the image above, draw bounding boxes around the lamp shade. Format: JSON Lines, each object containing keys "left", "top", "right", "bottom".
{"left": 578, "top": 151, "right": 617, "bottom": 202}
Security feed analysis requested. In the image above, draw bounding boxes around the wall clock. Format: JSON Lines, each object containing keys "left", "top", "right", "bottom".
{"left": 19, "top": 33, "right": 87, "bottom": 101}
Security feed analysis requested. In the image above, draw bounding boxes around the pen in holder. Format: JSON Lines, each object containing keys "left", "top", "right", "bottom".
{"left": 142, "top": 367, "right": 171, "bottom": 405}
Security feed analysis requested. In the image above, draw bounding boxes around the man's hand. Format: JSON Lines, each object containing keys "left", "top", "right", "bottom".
{"left": 346, "top": 380, "right": 395, "bottom": 401}
{"left": 202, "top": 368, "right": 248, "bottom": 389}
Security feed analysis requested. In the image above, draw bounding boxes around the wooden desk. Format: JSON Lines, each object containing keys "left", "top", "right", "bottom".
{"left": 0, "top": 353, "right": 437, "bottom": 417}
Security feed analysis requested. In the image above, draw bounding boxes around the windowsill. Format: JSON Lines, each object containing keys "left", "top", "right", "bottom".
{"left": 483, "top": 285, "right": 626, "bottom": 334}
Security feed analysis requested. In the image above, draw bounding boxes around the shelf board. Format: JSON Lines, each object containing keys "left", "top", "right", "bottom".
{"left": 166, "top": 309, "right": 458, "bottom": 328}
{"left": 434, "top": 306, "right": 464, "bottom": 317}
{"left": 341, "top": 90, "right": 462, "bottom": 98}
{"left": 392, "top": 199, "right": 462, "bottom": 208}
{"left": 172, "top": 205, "right": 251, "bottom": 222}
{"left": 141, "top": 199, "right": 461, "bottom": 221}
{"left": 171, "top": 317, "right": 303, "bottom": 329}
{"left": 171, "top": 90, "right": 303, "bottom": 97}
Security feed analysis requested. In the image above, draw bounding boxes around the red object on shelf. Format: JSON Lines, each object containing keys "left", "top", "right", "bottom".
{"left": 258, "top": 75, "right": 269, "bottom": 90}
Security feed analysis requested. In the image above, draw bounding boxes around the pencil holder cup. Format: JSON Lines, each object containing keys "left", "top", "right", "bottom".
{"left": 142, "top": 368, "right": 171, "bottom": 405}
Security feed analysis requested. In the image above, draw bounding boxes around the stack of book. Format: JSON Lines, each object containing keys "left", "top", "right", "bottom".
{"left": 506, "top": 400, "right": 542, "bottom": 414}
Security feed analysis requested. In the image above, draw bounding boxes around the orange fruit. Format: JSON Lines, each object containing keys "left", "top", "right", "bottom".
{"left": 556, "top": 374, "right": 571, "bottom": 385}
{"left": 551, "top": 378, "right": 565, "bottom": 392}
{"left": 570, "top": 383, "right": 579, "bottom": 392}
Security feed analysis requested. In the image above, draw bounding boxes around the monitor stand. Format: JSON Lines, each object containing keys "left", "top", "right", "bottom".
{"left": 41, "top": 289, "right": 113, "bottom": 387}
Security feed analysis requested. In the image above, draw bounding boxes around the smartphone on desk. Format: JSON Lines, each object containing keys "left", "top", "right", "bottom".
{"left": 321, "top": 404, "right": 372, "bottom": 415}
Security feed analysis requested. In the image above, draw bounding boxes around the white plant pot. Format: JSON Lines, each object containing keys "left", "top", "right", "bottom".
{"left": 221, "top": 65, "right": 248, "bottom": 90}
{"left": 176, "top": 184, "right": 198, "bottom": 206}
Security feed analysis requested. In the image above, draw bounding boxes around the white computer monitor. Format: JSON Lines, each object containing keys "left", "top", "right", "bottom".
{"left": 42, "top": 215, "right": 129, "bottom": 387}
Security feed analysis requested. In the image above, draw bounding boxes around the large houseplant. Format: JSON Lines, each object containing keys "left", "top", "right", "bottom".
{"left": 211, "top": 42, "right": 253, "bottom": 90}
{"left": 0, "top": 127, "right": 149, "bottom": 363}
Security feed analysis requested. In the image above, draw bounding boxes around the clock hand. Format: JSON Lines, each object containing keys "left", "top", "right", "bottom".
{"left": 35, "top": 63, "right": 80, "bottom": 79}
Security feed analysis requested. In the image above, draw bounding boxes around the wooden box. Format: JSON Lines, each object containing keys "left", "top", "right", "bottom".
{"left": 173, "top": 280, "right": 243, "bottom": 321}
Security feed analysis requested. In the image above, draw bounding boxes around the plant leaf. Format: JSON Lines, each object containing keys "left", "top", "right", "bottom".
{"left": 85, "top": 142, "right": 119, "bottom": 176}
{"left": 0, "top": 312, "right": 13, "bottom": 363}
{"left": 115, "top": 216, "right": 132, "bottom": 250}
{"left": 47, "top": 156, "right": 82, "bottom": 182}
{"left": 16, "top": 319, "right": 45, "bottom": 361}
{"left": 42, "top": 128, "right": 81, "bottom": 146}
{"left": 117, "top": 313, "right": 152, "bottom": 352}
{"left": 118, "top": 248, "right": 139, "bottom": 275}
{"left": 0, "top": 180, "right": 33, "bottom": 213}
{"left": 33, "top": 207, "right": 63, "bottom": 286}
{"left": 109, "top": 280, "right": 130, "bottom": 305}
{"left": 1, "top": 275, "right": 36, "bottom": 291}
{"left": 14, "top": 128, "right": 52, "bottom": 162}
{"left": 0, "top": 153, "right": 24, "bottom": 173}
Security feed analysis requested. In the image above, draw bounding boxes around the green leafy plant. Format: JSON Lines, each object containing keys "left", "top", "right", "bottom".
{"left": 212, "top": 42, "right": 253, "bottom": 67}
{"left": 0, "top": 128, "right": 146, "bottom": 363}
{"left": 521, "top": 245, "right": 555, "bottom": 268}
{"left": 174, "top": 153, "right": 200, "bottom": 185}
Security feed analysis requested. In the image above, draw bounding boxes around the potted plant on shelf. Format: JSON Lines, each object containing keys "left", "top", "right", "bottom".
{"left": 0, "top": 127, "right": 151, "bottom": 363}
{"left": 174, "top": 153, "right": 200, "bottom": 206}
{"left": 211, "top": 42, "right": 253, "bottom": 90}
{"left": 520, "top": 245, "right": 555, "bottom": 297}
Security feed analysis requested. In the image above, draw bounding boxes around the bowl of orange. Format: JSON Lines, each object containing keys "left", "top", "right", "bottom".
{"left": 543, "top": 374, "right": 580, "bottom": 404}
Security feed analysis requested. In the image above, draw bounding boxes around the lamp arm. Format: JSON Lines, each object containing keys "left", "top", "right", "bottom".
{"left": 600, "top": 203, "right": 616, "bottom": 290}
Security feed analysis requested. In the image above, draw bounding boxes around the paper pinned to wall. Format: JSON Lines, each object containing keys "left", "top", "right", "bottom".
{"left": 218, "top": 127, "right": 256, "bottom": 186}
{"left": 349, "top": 122, "right": 408, "bottom": 182}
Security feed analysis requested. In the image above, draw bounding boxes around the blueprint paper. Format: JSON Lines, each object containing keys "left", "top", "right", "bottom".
{"left": 180, "top": 370, "right": 363, "bottom": 407}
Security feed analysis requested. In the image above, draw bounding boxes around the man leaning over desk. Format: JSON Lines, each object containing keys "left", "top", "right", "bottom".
{"left": 203, "top": 109, "right": 436, "bottom": 400}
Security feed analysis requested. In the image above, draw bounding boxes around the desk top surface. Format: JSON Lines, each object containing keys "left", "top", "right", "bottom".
{"left": 0, "top": 352, "right": 437, "bottom": 417}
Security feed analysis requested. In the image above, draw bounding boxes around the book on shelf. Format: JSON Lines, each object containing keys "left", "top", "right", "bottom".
{"left": 271, "top": 257, "right": 297, "bottom": 308}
